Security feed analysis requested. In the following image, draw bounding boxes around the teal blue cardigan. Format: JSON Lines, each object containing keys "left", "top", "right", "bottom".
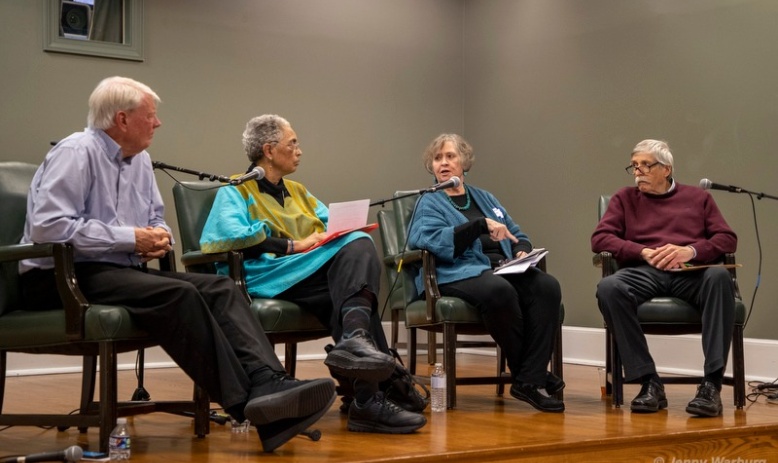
{"left": 407, "top": 185, "right": 530, "bottom": 295}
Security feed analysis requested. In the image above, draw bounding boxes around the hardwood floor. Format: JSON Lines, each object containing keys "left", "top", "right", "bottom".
{"left": 1, "top": 355, "right": 777, "bottom": 462}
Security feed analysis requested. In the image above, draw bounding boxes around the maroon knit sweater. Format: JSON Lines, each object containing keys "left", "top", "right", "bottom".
{"left": 591, "top": 183, "right": 737, "bottom": 267}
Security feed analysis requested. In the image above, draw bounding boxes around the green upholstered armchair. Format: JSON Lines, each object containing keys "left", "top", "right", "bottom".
{"left": 0, "top": 162, "right": 209, "bottom": 452}
{"left": 172, "top": 181, "right": 330, "bottom": 377}
{"left": 383, "top": 192, "right": 564, "bottom": 409}
{"left": 594, "top": 195, "right": 746, "bottom": 408}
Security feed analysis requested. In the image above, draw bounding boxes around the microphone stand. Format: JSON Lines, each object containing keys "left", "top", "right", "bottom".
{"left": 370, "top": 190, "right": 427, "bottom": 207}
{"left": 152, "top": 161, "right": 231, "bottom": 183}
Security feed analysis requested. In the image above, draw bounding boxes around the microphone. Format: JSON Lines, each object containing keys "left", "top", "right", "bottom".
{"left": 699, "top": 178, "right": 747, "bottom": 193}
{"left": 229, "top": 167, "right": 265, "bottom": 185}
{"left": 427, "top": 176, "right": 461, "bottom": 193}
{"left": 151, "top": 161, "right": 232, "bottom": 183}
{"left": 0, "top": 445, "right": 83, "bottom": 462}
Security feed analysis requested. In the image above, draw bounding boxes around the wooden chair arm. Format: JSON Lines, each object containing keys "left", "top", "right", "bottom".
{"left": 182, "top": 250, "right": 250, "bottom": 304}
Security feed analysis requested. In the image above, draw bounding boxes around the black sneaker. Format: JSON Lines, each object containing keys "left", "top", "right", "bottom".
{"left": 686, "top": 380, "right": 723, "bottom": 417}
{"left": 347, "top": 392, "right": 427, "bottom": 434}
{"left": 256, "top": 392, "right": 336, "bottom": 452}
{"left": 545, "top": 372, "right": 565, "bottom": 396}
{"left": 510, "top": 382, "right": 565, "bottom": 413}
{"left": 244, "top": 372, "right": 336, "bottom": 425}
{"left": 324, "top": 329, "right": 395, "bottom": 382}
{"left": 381, "top": 360, "right": 430, "bottom": 413}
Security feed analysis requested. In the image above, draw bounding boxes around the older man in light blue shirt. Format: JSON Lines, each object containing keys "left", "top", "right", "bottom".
{"left": 18, "top": 76, "right": 336, "bottom": 453}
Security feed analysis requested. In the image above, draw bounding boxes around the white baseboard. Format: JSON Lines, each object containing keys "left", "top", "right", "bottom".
{"left": 6, "top": 324, "right": 778, "bottom": 383}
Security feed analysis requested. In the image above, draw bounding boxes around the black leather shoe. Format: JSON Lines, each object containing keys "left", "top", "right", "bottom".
{"left": 257, "top": 392, "right": 336, "bottom": 452}
{"left": 686, "top": 380, "right": 723, "bottom": 417}
{"left": 510, "top": 383, "right": 565, "bottom": 412}
{"left": 324, "top": 329, "right": 395, "bottom": 382}
{"left": 245, "top": 373, "right": 336, "bottom": 425}
{"left": 630, "top": 379, "right": 668, "bottom": 413}
{"left": 545, "top": 372, "right": 565, "bottom": 396}
{"left": 347, "top": 392, "right": 427, "bottom": 434}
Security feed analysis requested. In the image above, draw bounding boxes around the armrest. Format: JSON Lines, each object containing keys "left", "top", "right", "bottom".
{"left": 393, "top": 249, "right": 422, "bottom": 266}
{"left": 724, "top": 253, "right": 742, "bottom": 299}
{"left": 420, "top": 250, "right": 441, "bottom": 322}
{"left": 593, "top": 251, "right": 616, "bottom": 277}
{"left": 182, "top": 250, "right": 251, "bottom": 304}
{"left": 0, "top": 242, "right": 89, "bottom": 340}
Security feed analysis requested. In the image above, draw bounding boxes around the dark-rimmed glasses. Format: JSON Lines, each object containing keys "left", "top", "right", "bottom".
{"left": 625, "top": 161, "right": 661, "bottom": 175}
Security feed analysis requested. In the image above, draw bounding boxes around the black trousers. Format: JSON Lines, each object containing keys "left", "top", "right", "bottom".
{"left": 438, "top": 267, "right": 562, "bottom": 386}
{"left": 275, "top": 238, "right": 388, "bottom": 351}
{"left": 21, "top": 263, "right": 285, "bottom": 411}
{"left": 596, "top": 265, "right": 735, "bottom": 382}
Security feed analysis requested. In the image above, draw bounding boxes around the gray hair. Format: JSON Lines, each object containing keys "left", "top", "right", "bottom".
{"left": 242, "top": 114, "right": 290, "bottom": 163}
{"left": 631, "top": 139, "right": 674, "bottom": 173}
{"left": 87, "top": 76, "right": 160, "bottom": 130}
{"left": 422, "top": 133, "right": 474, "bottom": 175}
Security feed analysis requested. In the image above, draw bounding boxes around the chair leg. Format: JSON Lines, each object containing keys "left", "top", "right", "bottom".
{"left": 732, "top": 325, "right": 746, "bottom": 409}
{"left": 551, "top": 321, "right": 564, "bottom": 400}
{"left": 409, "top": 328, "right": 418, "bottom": 375}
{"left": 610, "top": 330, "right": 624, "bottom": 407}
{"left": 444, "top": 323, "right": 456, "bottom": 409}
{"left": 78, "top": 355, "right": 98, "bottom": 433}
{"left": 427, "top": 331, "right": 437, "bottom": 365}
{"left": 193, "top": 385, "right": 210, "bottom": 438}
{"left": 0, "top": 351, "right": 6, "bottom": 413}
{"left": 284, "top": 343, "right": 298, "bottom": 377}
{"left": 496, "top": 346, "right": 506, "bottom": 396}
{"left": 99, "top": 342, "right": 119, "bottom": 454}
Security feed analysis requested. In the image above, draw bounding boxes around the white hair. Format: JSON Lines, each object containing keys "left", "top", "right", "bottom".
{"left": 87, "top": 76, "right": 160, "bottom": 130}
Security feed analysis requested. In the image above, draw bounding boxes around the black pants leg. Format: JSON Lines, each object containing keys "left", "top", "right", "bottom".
{"left": 21, "top": 263, "right": 284, "bottom": 411}
{"left": 439, "top": 267, "right": 561, "bottom": 386}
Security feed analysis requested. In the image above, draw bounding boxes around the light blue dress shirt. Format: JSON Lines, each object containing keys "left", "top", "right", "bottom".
{"left": 19, "top": 128, "right": 170, "bottom": 273}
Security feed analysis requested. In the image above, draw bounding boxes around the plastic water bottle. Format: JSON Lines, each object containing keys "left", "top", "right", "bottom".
{"left": 430, "top": 363, "right": 447, "bottom": 412}
{"left": 109, "top": 417, "right": 131, "bottom": 460}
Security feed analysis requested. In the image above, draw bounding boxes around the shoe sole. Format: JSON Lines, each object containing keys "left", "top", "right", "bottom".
{"left": 324, "top": 350, "right": 395, "bottom": 382}
{"left": 245, "top": 378, "right": 336, "bottom": 425}
{"left": 630, "top": 400, "right": 668, "bottom": 413}
{"left": 347, "top": 416, "right": 427, "bottom": 434}
{"left": 685, "top": 404, "right": 723, "bottom": 417}
{"left": 260, "top": 392, "right": 337, "bottom": 452}
{"left": 510, "top": 390, "right": 565, "bottom": 413}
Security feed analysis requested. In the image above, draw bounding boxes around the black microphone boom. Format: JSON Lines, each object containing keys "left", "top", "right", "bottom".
{"left": 699, "top": 178, "right": 747, "bottom": 193}
{"left": 151, "top": 161, "right": 231, "bottom": 183}
{"left": 229, "top": 167, "right": 266, "bottom": 185}
{"left": 428, "top": 176, "right": 461, "bottom": 193}
{"left": 0, "top": 445, "right": 83, "bottom": 462}
{"left": 699, "top": 178, "right": 778, "bottom": 201}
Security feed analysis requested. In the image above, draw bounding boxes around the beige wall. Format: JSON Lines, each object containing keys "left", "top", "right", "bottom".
{"left": 2, "top": 1, "right": 777, "bottom": 340}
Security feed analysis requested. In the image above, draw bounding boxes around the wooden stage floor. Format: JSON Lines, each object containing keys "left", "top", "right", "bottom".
{"left": 1, "top": 354, "right": 777, "bottom": 462}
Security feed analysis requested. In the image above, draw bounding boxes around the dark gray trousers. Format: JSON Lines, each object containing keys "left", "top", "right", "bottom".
{"left": 596, "top": 265, "right": 735, "bottom": 382}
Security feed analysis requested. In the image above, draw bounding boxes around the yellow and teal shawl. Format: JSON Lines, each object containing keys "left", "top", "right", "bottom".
{"left": 200, "top": 179, "right": 371, "bottom": 298}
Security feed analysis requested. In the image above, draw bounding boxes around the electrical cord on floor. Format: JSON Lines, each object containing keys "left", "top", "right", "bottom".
{"left": 746, "top": 377, "right": 778, "bottom": 404}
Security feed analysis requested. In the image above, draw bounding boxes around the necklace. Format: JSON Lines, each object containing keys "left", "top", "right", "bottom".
{"left": 445, "top": 186, "right": 471, "bottom": 211}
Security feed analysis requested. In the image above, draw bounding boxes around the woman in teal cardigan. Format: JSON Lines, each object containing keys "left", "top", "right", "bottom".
{"left": 408, "top": 133, "right": 564, "bottom": 413}
{"left": 200, "top": 114, "right": 426, "bottom": 434}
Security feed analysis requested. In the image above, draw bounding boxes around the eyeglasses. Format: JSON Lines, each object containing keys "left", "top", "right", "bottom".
{"left": 272, "top": 140, "right": 301, "bottom": 152}
{"left": 625, "top": 161, "right": 661, "bottom": 175}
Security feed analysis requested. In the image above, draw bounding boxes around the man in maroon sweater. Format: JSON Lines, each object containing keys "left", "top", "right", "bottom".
{"left": 592, "top": 139, "right": 737, "bottom": 417}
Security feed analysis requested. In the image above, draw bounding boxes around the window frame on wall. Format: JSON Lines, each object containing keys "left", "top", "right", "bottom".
{"left": 43, "top": 0, "right": 144, "bottom": 62}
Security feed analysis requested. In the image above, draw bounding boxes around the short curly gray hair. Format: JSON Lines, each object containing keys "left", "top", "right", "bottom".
{"left": 422, "top": 133, "right": 474, "bottom": 175}
{"left": 242, "top": 114, "right": 290, "bottom": 163}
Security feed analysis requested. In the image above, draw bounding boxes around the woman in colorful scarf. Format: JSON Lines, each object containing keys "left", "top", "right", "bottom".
{"left": 407, "top": 133, "right": 565, "bottom": 413}
{"left": 200, "top": 114, "right": 425, "bottom": 434}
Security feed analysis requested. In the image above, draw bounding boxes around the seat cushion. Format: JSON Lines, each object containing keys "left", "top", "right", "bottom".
{"left": 250, "top": 298, "right": 328, "bottom": 333}
{"left": 638, "top": 297, "right": 746, "bottom": 325}
{"left": 404, "top": 297, "right": 484, "bottom": 327}
{"left": 0, "top": 305, "right": 151, "bottom": 352}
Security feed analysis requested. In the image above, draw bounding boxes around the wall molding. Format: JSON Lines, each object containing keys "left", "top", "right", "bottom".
{"left": 6, "top": 324, "right": 778, "bottom": 383}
